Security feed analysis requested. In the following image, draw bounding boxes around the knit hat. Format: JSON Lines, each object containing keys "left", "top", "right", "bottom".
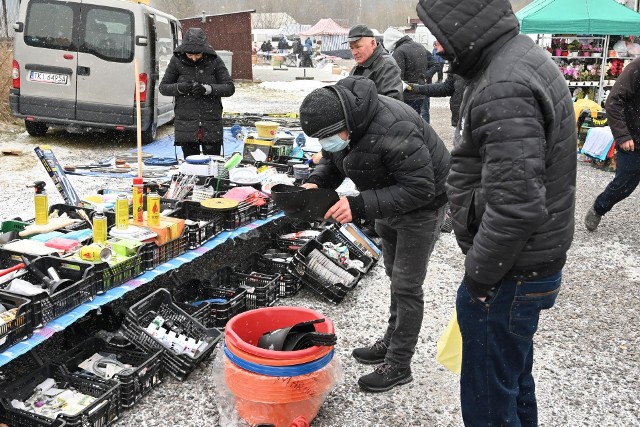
{"left": 299, "top": 87, "right": 346, "bottom": 139}
{"left": 383, "top": 27, "right": 404, "bottom": 52}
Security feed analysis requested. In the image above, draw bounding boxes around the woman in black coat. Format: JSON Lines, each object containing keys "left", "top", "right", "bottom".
{"left": 159, "top": 28, "right": 235, "bottom": 158}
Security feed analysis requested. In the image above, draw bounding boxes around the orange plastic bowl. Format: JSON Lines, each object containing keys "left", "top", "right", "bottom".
{"left": 225, "top": 338, "right": 332, "bottom": 367}
{"left": 225, "top": 306, "right": 335, "bottom": 361}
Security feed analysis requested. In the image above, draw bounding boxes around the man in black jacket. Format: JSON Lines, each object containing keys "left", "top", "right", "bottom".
{"left": 585, "top": 56, "right": 640, "bottom": 231}
{"left": 347, "top": 24, "right": 403, "bottom": 100}
{"left": 417, "top": 0, "right": 576, "bottom": 425}
{"left": 299, "top": 76, "right": 450, "bottom": 392}
{"left": 383, "top": 27, "right": 432, "bottom": 114}
{"left": 160, "top": 28, "right": 235, "bottom": 158}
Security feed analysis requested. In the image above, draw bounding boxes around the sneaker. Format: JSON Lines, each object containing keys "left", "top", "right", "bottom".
{"left": 358, "top": 363, "right": 413, "bottom": 392}
{"left": 352, "top": 339, "right": 387, "bottom": 364}
{"left": 584, "top": 207, "right": 602, "bottom": 231}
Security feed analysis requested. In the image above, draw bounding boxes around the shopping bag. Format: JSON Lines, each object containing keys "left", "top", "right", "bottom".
{"left": 436, "top": 308, "right": 462, "bottom": 374}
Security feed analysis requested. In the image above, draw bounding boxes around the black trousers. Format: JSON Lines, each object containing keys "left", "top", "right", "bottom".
{"left": 181, "top": 142, "right": 222, "bottom": 158}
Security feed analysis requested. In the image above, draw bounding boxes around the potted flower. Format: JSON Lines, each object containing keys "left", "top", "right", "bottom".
{"left": 551, "top": 38, "right": 563, "bottom": 56}
{"left": 568, "top": 40, "right": 581, "bottom": 57}
{"left": 592, "top": 46, "right": 603, "bottom": 58}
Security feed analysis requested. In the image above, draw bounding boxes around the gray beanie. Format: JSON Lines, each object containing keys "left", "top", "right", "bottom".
{"left": 299, "top": 87, "right": 346, "bottom": 139}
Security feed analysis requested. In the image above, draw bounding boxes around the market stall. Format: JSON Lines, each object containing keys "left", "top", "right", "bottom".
{"left": 516, "top": 0, "right": 640, "bottom": 103}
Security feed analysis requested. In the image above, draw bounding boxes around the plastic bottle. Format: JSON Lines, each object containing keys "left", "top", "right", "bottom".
{"left": 29, "top": 181, "right": 48, "bottom": 225}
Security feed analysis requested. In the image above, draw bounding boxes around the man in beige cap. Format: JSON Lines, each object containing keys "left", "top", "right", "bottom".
{"left": 346, "top": 24, "right": 402, "bottom": 100}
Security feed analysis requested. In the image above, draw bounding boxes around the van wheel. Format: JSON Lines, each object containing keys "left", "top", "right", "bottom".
{"left": 141, "top": 122, "right": 157, "bottom": 145}
{"left": 25, "top": 121, "right": 48, "bottom": 136}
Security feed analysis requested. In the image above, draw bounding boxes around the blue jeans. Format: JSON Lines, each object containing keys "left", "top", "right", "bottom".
{"left": 421, "top": 96, "right": 430, "bottom": 123}
{"left": 456, "top": 272, "right": 562, "bottom": 426}
{"left": 375, "top": 206, "right": 444, "bottom": 368}
{"left": 594, "top": 148, "right": 640, "bottom": 215}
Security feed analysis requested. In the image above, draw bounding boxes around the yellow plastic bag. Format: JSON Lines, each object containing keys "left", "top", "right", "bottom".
{"left": 436, "top": 308, "right": 462, "bottom": 374}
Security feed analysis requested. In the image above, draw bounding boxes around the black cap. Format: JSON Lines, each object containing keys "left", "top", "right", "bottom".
{"left": 346, "top": 24, "right": 375, "bottom": 42}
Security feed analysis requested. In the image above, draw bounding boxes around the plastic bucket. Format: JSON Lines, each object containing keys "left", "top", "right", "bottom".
{"left": 224, "top": 343, "right": 333, "bottom": 376}
{"left": 224, "top": 306, "right": 334, "bottom": 361}
{"left": 225, "top": 338, "right": 332, "bottom": 367}
{"left": 255, "top": 121, "right": 280, "bottom": 138}
{"left": 292, "top": 164, "right": 310, "bottom": 180}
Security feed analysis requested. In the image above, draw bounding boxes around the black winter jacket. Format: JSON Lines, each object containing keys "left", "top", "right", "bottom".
{"left": 159, "top": 28, "right": 235, "bottom": 147}
{"left": 391, "top": 36, "right": 432, "bottom": 102}
{"left": 305, "top": 76, "right": 450, "bottom": 221}
{"left": 411, "top": 72, "right": 465, "bottom": 126}
{"left": 350, "top": 44, "right": 403, "bottom": 101}
{"left": 417, "top": 0, "right": 577, "bottom": 288}
{"left": 605, "top": 56, "right": 640, "bottom": 148}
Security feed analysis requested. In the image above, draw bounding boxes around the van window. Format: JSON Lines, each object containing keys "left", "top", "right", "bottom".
{"left": 82, "top": 7, "right": 134, "bottom": 62}
{"left": 25, "top": 1, "right": 76, "bottom": 50}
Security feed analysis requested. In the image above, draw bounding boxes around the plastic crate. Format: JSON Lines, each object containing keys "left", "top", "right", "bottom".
{"left": 54, "top": 337, "right": 163, "bottom": 409}
{"left": 173, "top": 279, "right": 247, "bottom": 329}
{"left": 121, "top": 288, "right": 222, "bottom": 381}
{"left": 141, "top": 234, "right": 188, "bottom": 271}
{"left": 316, "top": 228, "right": 375, "bottom": 273}
{"left": 0, "top": 244, "right": 45, "bottom": 270}
{"left": 0, "top": 220, "right": 29, "bottom": 243}
{"left": 242, "top": 252, "right": 302, "bottom": 298}
{"left": 257, "top": 198, "right": 280, "bottom": 219}
{"left": 0, "top": 291, "right": 34, "bottom": 353}
{"left": 288, "top": 239, "right": 362, "bottom": 304}
{"left": 93, "top": 253, "right": 144, "bottom": 293}
{"left": 49, "top": 204, "right": 116, "bottom": 230}
{"left": 179, "top": 199, "right": 259, "bottom": 231}
{"left": 210, "top": 265, "right": 279, "bottom": 311}
{"left": 184, "top": 218, "right": 223, "bottom": 250}
{"left": 273, "top": 222, "right": 324, "bottom": 253}
{"left": 0, "top": 363, "right": 120, "bottom": 427}
{"left": 2, "top": 256, "right": 96, "bottom": 327}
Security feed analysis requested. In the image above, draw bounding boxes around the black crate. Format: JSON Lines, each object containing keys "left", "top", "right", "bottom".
{"left": 48, "top": 204, "right": 116, "bottom": 230}
{"left": 257, "top": 198, "right": 279, "bottom": 219}
{"left": 0, "top": 244, "right": 44, "bottom": 269}
{"left": 141, "top": 234, "right": 188, "bottom": 271}
{"left": 316, "top": 228, "right": 375, "bottom": 273}
{"left": 93, "top": 252, "right": 144, "bottom": 293}
{"left": 0, "top": 363, "right": 120, "bottom": 427}
{"left": 3, "top": 257, "right": 96, "bottom": 327}
{"left": 210, "top": 265, "right": 279, "bottom": 311}
{"left": 184, "top": 218, "right": 223, "bottom": 250}
{"left": 241, "top": 252, "right": 302, "bottom": 298}
{"left": 273, "top": 221, "right": 324, "bottom": 253}
{"left": 173, "top": 279, "right": 247, "bottom": 329}
{"left": 0, "top": 291, "right": 34, "bottom": 353}
{"left": 121, "top": 289, "right": 222, "bottom": 381}
{"left": 54, "top": 337, "right": 163, "bottom": 409}
{"left": 179, "top": 200, "right": 259, "bottom": 231}
{"left": 288, "top": 239, "right": 361, "bottom": 304}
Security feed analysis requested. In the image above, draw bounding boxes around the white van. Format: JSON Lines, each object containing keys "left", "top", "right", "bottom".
{"left": 9, "top": 0, "right": 182, "bottom": 143}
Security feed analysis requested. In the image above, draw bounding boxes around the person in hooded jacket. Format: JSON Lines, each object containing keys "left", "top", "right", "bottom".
{"left": 160, "top": 28, "right": 235, "bottom": 159}
{"left": 299, "top": 75, "right": 450, "bottom": 393}
{"left": 416, "top": 0, "right": 576, "bottom": 425}
{"left": 383, "top": 27, "right": 433, "bottom": 114}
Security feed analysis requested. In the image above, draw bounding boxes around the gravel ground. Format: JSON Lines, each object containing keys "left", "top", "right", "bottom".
{"left": 0, "top": 82, "right": 639, "bottom": 427}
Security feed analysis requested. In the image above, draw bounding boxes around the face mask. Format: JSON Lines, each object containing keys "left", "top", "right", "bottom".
{"left": 319, "top": 134, "right": 349, "bottom": 152}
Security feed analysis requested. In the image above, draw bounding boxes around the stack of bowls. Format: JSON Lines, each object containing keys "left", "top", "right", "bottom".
{"left": 224, "top": 306, "right": 336, "bottom": 427}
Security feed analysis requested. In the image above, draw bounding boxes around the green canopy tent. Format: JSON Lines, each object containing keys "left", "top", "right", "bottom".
{"left": 516, "top": 0, "right": 640, "bottom": 102}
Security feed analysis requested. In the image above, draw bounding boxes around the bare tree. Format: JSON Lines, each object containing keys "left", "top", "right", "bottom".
{"left": 252, "top": 12, "right": 296, "bottom": 30}
{"left": 153, "top": 0, "right": 198, "bottom": 19}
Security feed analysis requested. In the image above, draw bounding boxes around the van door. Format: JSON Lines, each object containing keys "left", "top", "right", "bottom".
{"left": 75, "top": 0, "right": 135, "bottom": 125}
{"left": 18, "top": 0, "right": 80, "bottom": 120}
{"left": 154, "top": 14, "right": 177, "bottom": 125}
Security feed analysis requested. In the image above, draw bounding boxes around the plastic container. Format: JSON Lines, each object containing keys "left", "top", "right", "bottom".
{"left": 180, "top": 200, "right": 259, "bottom": 231}
{"left": 242, "top": 252, "right": 302, "bottom": 298}
{"left": 0, "top": 291, "right": 34, "bottom": 353}
{"left": 121, "top": 288, "right": 223, "bottom": 381}
{"left": 254, "top": 120, "right": 280, "bottom": 139}
{"left": 209, "top": 266, "right": 279, "bottom": 311}
{"left": 5, "top": 256, "right": 96, "bottom": 327}
{"left": 224, "top": 338, "right": 332, "bottom": 367}
{"left": 315, "top": 228, "right": 374, "bottom": 273}
{"left": 141, "top": 234, "right": 187, "bottom": 270}
{"left": 54, "top": 337, "right": 163, "bottom": 409}
{"left": 93, "top": 251, "right": 144, "bottom": 293}
{"left": 0, "top": 363, "right": 120, "bottom": 427}
{"left": 173, "top": 278, "right": 247, "bottom": 328}
{"left": 224, "top": 306, "right": 334, "bottom": 362}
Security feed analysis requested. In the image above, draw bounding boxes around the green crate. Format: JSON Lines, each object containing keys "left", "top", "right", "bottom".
{"left": 0, "top": 220, "right": 28, "bottom": 234}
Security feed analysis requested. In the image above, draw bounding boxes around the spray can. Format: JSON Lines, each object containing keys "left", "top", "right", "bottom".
{"left": 147, "top": 191, "right": 161, "bottom": 227}
{"left": 93, "top": 206, "right": 108, "bottom": 244}
{"left": 79, "top": 244, "right": 112, "bottom": 262}
{"left": 132, "top": 177, "right": 144, "bottom": 223}
{"left": 115, "top": 193, "right": 129, "bottom": 230}
{"left": 28, "top": 181, "right": 48, "bottom": 225}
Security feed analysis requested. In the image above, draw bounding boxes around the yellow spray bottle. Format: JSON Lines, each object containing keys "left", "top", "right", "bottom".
{"left": 28, "top": 181, "right": 48, "bottom": 225}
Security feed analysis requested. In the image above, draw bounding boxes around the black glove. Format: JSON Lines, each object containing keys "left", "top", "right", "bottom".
{"left": 191, "top": 83, "right": 207, "bottom": 96}
{"left": 463, "top": 273, "right": 498, "bottom": 300}
{"left": 177, "top": 82, "right": 194, "bottom": 94}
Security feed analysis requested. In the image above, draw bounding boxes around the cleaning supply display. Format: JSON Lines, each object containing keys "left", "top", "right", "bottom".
{"left": 28, "top": 181, "right": 49, "bottom": 226}
{"left": 214, "top": 306, "right": 342, "bottom": 427}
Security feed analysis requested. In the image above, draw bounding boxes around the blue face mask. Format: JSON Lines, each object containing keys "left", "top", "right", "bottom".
{"left": 319, "top": 134, "right": 349, "bottom": 152}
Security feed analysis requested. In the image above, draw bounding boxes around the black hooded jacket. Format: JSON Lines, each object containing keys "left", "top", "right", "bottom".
{"left": 391, "top": 36, "right": 433, "bottom": 102}
{"left": 305, "top": 76, "right": 450, "bottom": 220}
{"left": 417, "top": 0, "right": 577, "bottom": 288}
{"left": 159, "top": 28, "right": 235, "bottom": 147}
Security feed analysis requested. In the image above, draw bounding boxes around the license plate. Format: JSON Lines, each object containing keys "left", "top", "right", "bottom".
{"left": 29, "top": 71, "right": 69, "bottom": 85}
